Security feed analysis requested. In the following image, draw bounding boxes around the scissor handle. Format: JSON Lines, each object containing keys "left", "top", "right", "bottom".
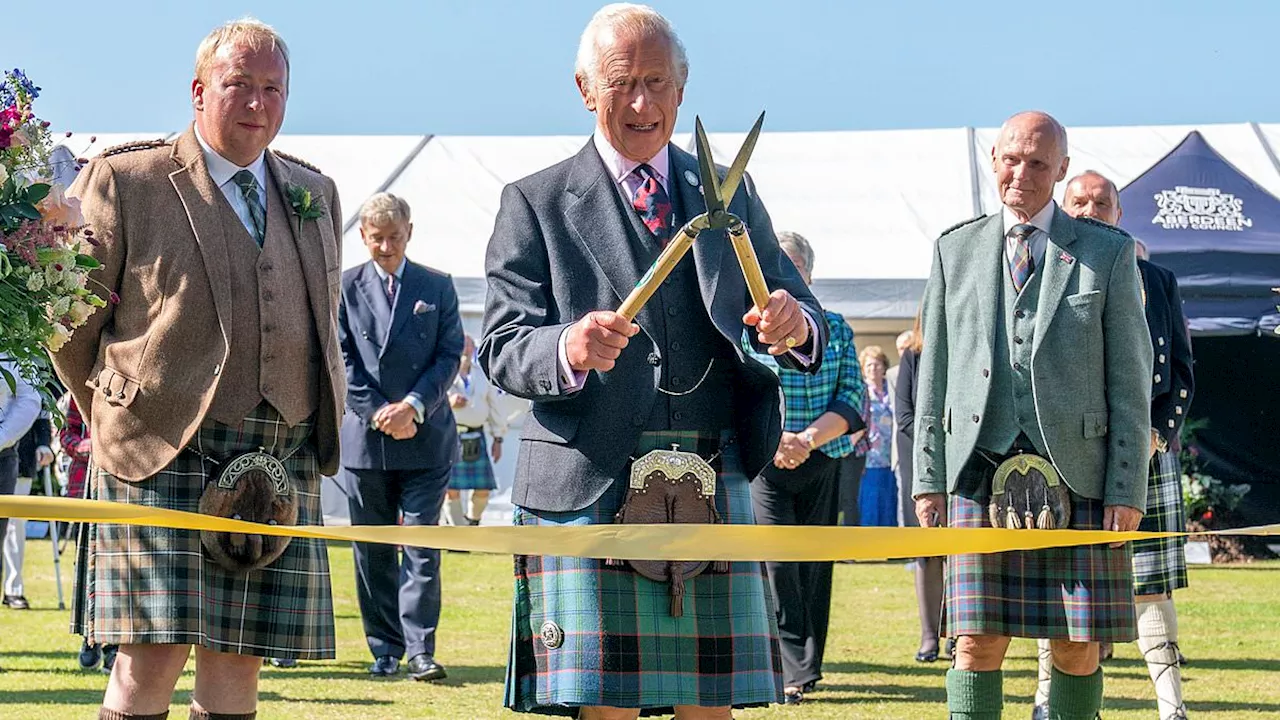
{"left": 616, "top": 217, "right": 706, "bottom": 321}
{"left": 726, "top": 220, "right": 771, "bottom": 313}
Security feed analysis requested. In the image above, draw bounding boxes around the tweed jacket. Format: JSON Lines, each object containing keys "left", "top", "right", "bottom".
{"left": 912, "top": 207, "right": 1153, "bottom": 509}
{"left": 53, "top": 127, "right": 345, "bottom": 480}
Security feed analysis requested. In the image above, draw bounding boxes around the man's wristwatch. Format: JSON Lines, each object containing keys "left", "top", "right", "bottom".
{"left": 800, "top": 428, "right": 818, "bottom": 450}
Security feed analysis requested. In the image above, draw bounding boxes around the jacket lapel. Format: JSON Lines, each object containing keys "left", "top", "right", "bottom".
{"left": 669, "top": 145, "right": 731, "bottom": 319}
{"left": 384, "top": 263, "right": 419, "bottom": 353}
{"left": 355, "top": 261, "right": 392, "bottom": 347}
{"left": 1033, "top": 206, "right": 1080, "bottom": 355}
{"left": 969, "top": 214, "right": 1005, "bottom": 358}
{"left": 168, "top": 128, "right": 234, "bottom": 346}
{"left": 564, "top": 141, "right": 660, "bottom": 343}
{"left": 265, "top": 151, "right": 332, "bottom": 351}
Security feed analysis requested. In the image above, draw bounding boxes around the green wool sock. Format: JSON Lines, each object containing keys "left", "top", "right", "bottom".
{"left": 946, "top": 669, "right": 1003, "bottom": 720}
{"left": 1048, "top": 666, "right": 1104, "bottom": 720}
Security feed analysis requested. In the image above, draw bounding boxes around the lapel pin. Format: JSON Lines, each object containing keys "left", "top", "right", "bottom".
{"left": 1058, "top": 250, "right": 1075, "bottom": 265}
{"left": 684, "top": 169, "right": 699, "bottom": 187}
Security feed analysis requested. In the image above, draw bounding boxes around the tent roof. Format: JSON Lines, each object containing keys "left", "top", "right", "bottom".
{"left": 64, "top": 122, "right": 1280, "bottom": 319}
{"left": 1118, "top": 131, "right": 1280, "bottom": 336}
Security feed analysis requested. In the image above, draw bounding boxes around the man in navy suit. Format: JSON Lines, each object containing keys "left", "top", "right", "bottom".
{"left": 338, "top": 192, "right": 464, "bottom": 681}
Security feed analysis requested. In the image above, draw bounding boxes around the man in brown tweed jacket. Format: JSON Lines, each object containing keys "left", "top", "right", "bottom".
{"left": 53, "top": 18, "right": 344, "bottom": 720}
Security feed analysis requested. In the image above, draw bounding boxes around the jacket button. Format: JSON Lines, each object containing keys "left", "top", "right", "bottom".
{"left": 923, "top": 446, "right": 931, "bottom": 454}
{"left": 1121, "top": 461, "right": 1130, "bottom": 469}
{"left": 1013, "top": 362, "right": 1023, "bottom": 371}
{"left": 1154, "top": 373, "right": 1162, "bottom": 383}
{"left": 667, "top": 307, "right": 678, "bottom": 317}
{"left": 972, "top": 414, "right": 980, "bottom": 423}
{"left": 1014, "top": 336, "right": 1024, "bottom": 345}
{"left": 647, "top": 352, "right": 661, "bottom": 366}
{"left": 1015, "top": 309, "right": 1026, "bottom": 319}
{"left": 982, "top": 369, "right": 989, "bottom": 378}
{"left": 926, "top": 425, "right": 935, "bottom": 433}
{"left": 420, "top": 332, "right": 427, "bottom": 339}
{"left": 673, "top": 411, "right": 685, "bottom": 421}
{"left": 1119, "top": 439, "right": 1127, "bottom": 448}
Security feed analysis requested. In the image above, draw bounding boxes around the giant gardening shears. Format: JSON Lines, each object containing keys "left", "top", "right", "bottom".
{"left": 615, "top": 111, "right": 774, "bottom": 322}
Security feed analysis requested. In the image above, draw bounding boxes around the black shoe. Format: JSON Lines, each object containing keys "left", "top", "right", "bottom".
{"left": 101, "top": 645, "right": 118, "bottom": 674}
{"left": 369, "top": 655, "right": 401, "bottom": 676}
{"left": 407, "top": 653, "right": 447, "bottom": 682}
{"left": 782, "top": 688, "right": 804, "bottom": 705}
{"left": 466, "top": 517, "right": 481, "bottom": 526}
{"left": 915, "top": 647, "right": 940, "bottom": 663}
{"left": 267, "top": 657, "right": 298, "bottom": 668}
{"left": 3, "top": 595, "right": 29, "bottom": 610}
{"left": 78, "top": 640, "right": 102, "bottom": 670}
{"left": 801, "top": 680, "right": 817, "bottom": 694}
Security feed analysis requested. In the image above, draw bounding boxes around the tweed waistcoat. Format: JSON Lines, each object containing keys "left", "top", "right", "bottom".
{"left": 976, "top": 257, "right": 1047, "bottom": 456}
{"left": 206, "top": 167, "right": 320, "bottom": 426}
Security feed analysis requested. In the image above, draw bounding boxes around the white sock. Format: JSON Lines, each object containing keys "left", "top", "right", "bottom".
{"left": 1136, "top": 598, "right": 1187, "bottom": 719}
{"left": 467, "top": 492, "right": 489, "bottom": 524}
{"left": 1034, "top": 637, "right": 1053, "bottom": 706}
{"left": 445, "top": 497, "right": 467, "bottom": 527}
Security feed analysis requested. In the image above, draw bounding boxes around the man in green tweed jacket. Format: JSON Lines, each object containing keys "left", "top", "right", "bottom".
{"left": 912, "top": 111, "right": 1152, "bottom": 720}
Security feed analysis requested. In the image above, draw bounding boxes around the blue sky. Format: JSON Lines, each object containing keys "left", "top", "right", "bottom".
{"left": 5, "top": 0, "right": 1278, "bottom": 136}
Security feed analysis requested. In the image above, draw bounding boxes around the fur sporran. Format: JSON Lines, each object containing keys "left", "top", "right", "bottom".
{"left": 198, "top": 451, "right": 298, "bottom": 572}
{"left": 610, "top": 445, "right": 727, "bottom": 617}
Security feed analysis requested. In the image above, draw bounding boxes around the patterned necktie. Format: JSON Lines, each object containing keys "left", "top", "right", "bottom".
{"left": 232, "top": 170, "right": 266, "bottom": 247}
{"left": 385, "top": 273, "right": 397, "bottom": 304}
{"left": 631, "top": 164, "right": 673, "bottom": 247}
{"left": 1008, "top": 223, "right": 1036, "bottom": 293}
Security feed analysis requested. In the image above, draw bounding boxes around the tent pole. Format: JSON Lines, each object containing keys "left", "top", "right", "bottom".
{"left": 966, "top": 126, "right": 984, "bottom": 217}
{"left": 1249, "top": 122, "right": 1280, "bottom": 187}
{"left": 341, "top": 134, "right": 434, "bottom": 235}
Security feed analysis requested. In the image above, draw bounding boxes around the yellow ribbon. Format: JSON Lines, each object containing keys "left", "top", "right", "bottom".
{"left": 1, "top": 495, "right": 1275, "bottom": 562}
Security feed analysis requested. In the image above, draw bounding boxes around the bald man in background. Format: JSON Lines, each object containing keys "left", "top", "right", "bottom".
{"left": 1032, "top": 171, "right": 1192, "bottom": 720}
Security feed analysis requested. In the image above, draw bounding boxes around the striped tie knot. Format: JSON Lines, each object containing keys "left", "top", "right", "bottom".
{"left": 1007, "top": 223, "right": 1036, "bottom": 293}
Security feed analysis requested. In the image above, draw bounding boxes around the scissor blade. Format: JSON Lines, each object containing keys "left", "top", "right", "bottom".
{"left": 718, "top": 110, "right": 765, "bottom": 208}
{"left": 694, "top": 116, "right": 724, "bottom": 214}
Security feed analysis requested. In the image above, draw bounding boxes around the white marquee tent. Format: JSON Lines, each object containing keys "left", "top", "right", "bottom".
{"left": 61, "top": 122, "right": 1280, "bottom": 522}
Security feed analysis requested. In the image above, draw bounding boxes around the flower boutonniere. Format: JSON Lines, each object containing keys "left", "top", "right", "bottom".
{"left": 285, "top": 182, "right": 325, "bottom": 231}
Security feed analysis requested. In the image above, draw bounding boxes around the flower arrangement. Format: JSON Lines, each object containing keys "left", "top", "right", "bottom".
{"left": 1, "top": 69, "right": 106, "bottom": 393}
{"left": 1179, "top": 417, "right": 1250, "bottom": 525}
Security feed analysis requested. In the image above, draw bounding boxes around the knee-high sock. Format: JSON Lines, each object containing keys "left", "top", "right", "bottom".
{"left": 946, "top": 669, "right": 1002, "bottom": 720}
{"left": 1035, "top": 637, "right": 1053, "bottom": 706}
{"left": 1137, "top": 598, "right": 1186, "bottom": 719}
{"left": 189, "top": 709, "right": 256, "bottom": 720}
{"left": 98, "top": 710, "right": 169, "bottom": 720}
{"left": 1048, "top": 666, "right": 1103, "bottom": 720}
{"left": 466, "top": 491, "right": 489, "bottom": 523}
{"left": 445, "top": 496, "right": 467, "bottom": 527}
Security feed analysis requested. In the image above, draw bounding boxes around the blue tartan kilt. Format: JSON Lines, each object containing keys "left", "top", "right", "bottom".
{"left": 943, "top": 452, "right": 1137, "bottom": 643}
{"left": 504, "top": 430, "right": 783, "bottom": 716}
{"left": 449, "top": 433, "right": 498, "bottom": 491}
{"left": 1132, "top": 449, "right": 1188, "bottom": 596}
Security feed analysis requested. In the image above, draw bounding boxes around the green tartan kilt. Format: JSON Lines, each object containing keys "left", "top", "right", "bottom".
{"left": 504, "top": 431, "right": 783, "bottom": 716}
{"left": 1132, "top": 448, "right": 1189, "bottom": 596}
{"left": 72, "top": 403, "right": 335, "bottom": 659}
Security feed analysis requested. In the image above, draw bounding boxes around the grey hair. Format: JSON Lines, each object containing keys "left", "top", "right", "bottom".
{"left": 999, "top": 110, "right": 1069, "bottom": 157}
{"left": 359, "top": 192, "right": 412, "bottom": 227}
{"left": 195, "top": 17, "right": 290, "bottom": 86}
{"left": 776, "top": 230, "right": 814, "bottom": 276}
{"left": 575, "top": 3, "right": 689, "bottom": 88}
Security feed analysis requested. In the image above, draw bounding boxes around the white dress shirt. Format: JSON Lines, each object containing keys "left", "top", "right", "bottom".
{"left": 1001, "top": 200, "right": 1055, "bottom": 274}
{"left": 195, "top": 127, "right": 267, "bottom": 240}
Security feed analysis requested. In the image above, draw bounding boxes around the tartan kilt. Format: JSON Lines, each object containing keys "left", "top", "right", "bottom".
{"left": 1132, "top": 449, "right": 1188, "bottom": 596}
{"left": 72, "top": 403, "right": 335, "bottom": 659}
{"left": 448, "top": 433, "right": 498, "bottom": 491}
{"left": 504, "top": 430, "right": 783, "bottom": 715}
{"left": 943, "top": 452, "right": 1137, "bottom": 643}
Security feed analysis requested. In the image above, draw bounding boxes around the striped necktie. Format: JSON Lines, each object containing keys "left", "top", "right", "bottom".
{"left": 232, "top": 170, "right": 266, "bottom": 247}
{"left": 1007, "top": 223, "right": 1036, "bottom": 293}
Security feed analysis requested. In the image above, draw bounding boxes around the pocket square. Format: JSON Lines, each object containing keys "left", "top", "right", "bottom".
{"left": 414, "top": 300, "right": 436, "bottom": 315}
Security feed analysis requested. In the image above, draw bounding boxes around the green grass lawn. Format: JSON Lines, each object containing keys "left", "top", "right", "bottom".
{"left": 1, "top": 540, "right": 1277, "bottom": 719}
